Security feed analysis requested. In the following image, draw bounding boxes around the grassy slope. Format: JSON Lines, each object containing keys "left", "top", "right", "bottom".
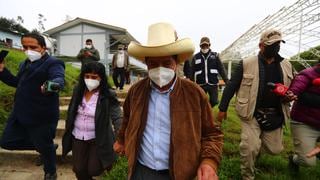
{"left": 0, "top": 48, "right": 26, "bottom": 132}
{"left": 104, "top": 94, "right": 320, "bottom": 180}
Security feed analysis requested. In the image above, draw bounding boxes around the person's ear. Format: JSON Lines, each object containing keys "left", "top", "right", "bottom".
{"left": 259, "top": 43, "right": 265, "bottom": 51}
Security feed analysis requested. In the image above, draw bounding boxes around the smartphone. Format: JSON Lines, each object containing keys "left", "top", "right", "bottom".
{"left": 0, "top": 50, "right": 9, "bottom": 63}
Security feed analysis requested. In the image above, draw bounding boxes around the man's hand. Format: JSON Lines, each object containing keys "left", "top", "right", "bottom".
{"left": 197, "top": 163, "right": 218, "bottom": 180}
{"left": 84, "top": 51, "right": 92, "bottom": 56}
{"left": 306, "top": 146, "right": 320, "bottom": 158}
{"left": 113, "top": 140, "right": 125, "bottom": 156}
{"left": 283, "top": 90, "right": 298, "bottom": 102}
{"left": 0, "top": 62, "right": 5, "bottom": 72}
{"left": 217, "top": 111, "right": 227, "bottom": 123}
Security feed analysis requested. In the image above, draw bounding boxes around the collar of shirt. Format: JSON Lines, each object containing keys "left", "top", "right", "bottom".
{"left": 150, "top": 75, "right": 177, "bottom": 94}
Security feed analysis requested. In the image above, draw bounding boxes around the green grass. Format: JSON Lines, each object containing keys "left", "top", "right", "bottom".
{"left": 2, "top": 50, "right": 320, "bottom": 179}
{"left": 0, "top": 47, "right": 25, "bottom": 132}
{"left": 103, "top": 93, "right": 320, "bottom": 179}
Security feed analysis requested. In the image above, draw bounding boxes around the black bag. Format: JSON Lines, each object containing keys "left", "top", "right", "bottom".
{"left": 255, "top": 108, "right": 284, "bottom": 131}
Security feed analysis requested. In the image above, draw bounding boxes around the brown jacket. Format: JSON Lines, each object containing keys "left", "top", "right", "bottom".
{"left": 117, "top": 77, "right": 223, "bottom": 180}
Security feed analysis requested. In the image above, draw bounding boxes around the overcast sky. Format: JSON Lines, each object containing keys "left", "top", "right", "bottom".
{"left": 1, "top": 0, "right": 297, "bottom": 52}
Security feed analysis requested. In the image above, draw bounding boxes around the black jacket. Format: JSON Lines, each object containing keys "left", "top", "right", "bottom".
{"left": 191, "top": 50, "right": 228, "bottom": 85}
{"left": 62, "top": 86, "right": 122, "bottom": 168}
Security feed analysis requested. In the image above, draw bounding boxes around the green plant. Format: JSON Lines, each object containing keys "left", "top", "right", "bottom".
{"left": 103, "top": 157, "right": 128, "bottom": 180}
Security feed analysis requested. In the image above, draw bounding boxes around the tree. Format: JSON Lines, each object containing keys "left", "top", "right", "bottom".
{"left": 38, "top": 13, "right": 47, "bottom": 33}
{"left": 0, "top": 16, "right": 29, "bottom": 34}
{"left": 291, "top": 45, "right": 320, "bottom": 72}
{"left": 16, "top": 16, "right": 24, "bottom": 24}
{"left": 64, "top": 15, "right": 73, "bottom": 23}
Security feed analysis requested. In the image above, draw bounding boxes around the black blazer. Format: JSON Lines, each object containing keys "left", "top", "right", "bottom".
{"left": 0, "top": 53, "right": 65, "bottom": 125}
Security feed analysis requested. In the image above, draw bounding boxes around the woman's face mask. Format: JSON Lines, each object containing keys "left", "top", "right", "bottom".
{"left": 84, "top": 79, "right": 100, "bottom": 91}
{"left": 84, "top": 73, "right": 101, "bottom": 91}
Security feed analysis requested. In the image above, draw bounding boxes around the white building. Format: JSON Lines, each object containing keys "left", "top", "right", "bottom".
{"left": 0, "top": 28, "right": 22, "bottom": 49}
{"left": 45, "top": 17, "right": 147, "bottom": 75}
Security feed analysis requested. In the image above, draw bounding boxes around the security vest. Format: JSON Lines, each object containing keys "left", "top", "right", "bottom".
{"left": 235, "top": 56, "right": 293, "bottom": 121}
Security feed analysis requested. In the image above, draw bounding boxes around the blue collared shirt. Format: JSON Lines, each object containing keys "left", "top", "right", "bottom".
{"left": 138, "top": 78, "right": 176, "bottom": 170}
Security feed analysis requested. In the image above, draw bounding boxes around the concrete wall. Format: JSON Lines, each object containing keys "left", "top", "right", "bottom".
{"left": 52, "top": 23, "right": 123, "bottom": 74}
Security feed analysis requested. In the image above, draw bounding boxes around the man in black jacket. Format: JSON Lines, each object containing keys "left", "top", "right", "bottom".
{"left": 191, "top": 37, "right": 228, "bottom": 107}
{"left": 0, "top": 33, "right": 65, "bottom": 180}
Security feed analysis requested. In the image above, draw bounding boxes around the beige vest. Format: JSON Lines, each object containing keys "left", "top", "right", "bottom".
{"left": 235, "top": 56, "right": 293, "bottom": 121}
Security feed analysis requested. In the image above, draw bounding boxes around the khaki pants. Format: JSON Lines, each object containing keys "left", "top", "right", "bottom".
{"left": 240, "top": 118, "right": 283, "bottom": 180}
{"left": 291, "top": 120, "right": 320, "bottom": 166}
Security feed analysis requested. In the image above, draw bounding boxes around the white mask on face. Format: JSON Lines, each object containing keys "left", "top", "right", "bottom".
{"left": 201, "top": 48, "right": 209, "bottom": 54}
{"left": 85, "top": 45, "right": 92, "bottom": 49}
{"left": 25, "top": 50, "right": 42, "bottom": 62}
{"left": 84, "top": 79, "right": 100, "bottom": 91}
{"left": 148, "top": 67, "right": 175, "bottom": 88}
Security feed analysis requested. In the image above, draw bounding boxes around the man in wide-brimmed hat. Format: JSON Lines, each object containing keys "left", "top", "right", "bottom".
{"left": 113, "top": 22, "right": 223, "bottom": 180}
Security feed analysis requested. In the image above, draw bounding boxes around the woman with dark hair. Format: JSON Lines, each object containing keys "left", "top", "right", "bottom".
{"left": 62, "top": 61, "right": 122, "bottom": 180}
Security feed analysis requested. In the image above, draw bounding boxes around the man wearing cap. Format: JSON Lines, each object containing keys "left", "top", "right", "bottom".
{"left": 113, "top": 22, "right": 223, "bottom": 180}
{"left": 217, "top": 29, "right": 294, "bottom": 180}
{"left": 112, "top": 44, "right": 129, "bottom": 90}
{"left": 77, "top": 39, "right": 100, "bottom": 66}
{"left": 191, "top": 37, "right": 228, "bottom": 108}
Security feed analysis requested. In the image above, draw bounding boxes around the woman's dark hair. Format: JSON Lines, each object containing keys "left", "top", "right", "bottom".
{"left": 75, "top": 62, "right": 111, "bottom": 107}
{"left": 21, "top": 33, "right": 46, "bottom": 48}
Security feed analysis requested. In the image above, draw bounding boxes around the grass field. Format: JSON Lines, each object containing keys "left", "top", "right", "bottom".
{"left": 1, "top": 48, "right": 320, "bottom": 179}
{"left": 104, "top": 97, "right": 320, "bottom": 180}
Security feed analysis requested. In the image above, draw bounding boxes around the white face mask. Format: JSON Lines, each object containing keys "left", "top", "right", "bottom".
{"left": 148, "top": 67, "right": 175, "bottom": 88}
{"left": 25, "top": 50, "right": 42, "bottom": 62}
{"left": 84, "top": 79, "right": 100, "bottom": 91}
{"left": 201, "top": 48, "right": 209, "bottom": 54}
{"left": 85, "top": 45, "right": 92, "bottom": 49}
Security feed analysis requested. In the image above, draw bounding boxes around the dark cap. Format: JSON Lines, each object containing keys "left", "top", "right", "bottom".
{"left": 200, "top": 37, "right": 210, "bottom": 46}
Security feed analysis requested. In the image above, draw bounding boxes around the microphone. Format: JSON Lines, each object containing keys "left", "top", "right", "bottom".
{"left": 267, "top": 82, "right": 288, "bottom": 96}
